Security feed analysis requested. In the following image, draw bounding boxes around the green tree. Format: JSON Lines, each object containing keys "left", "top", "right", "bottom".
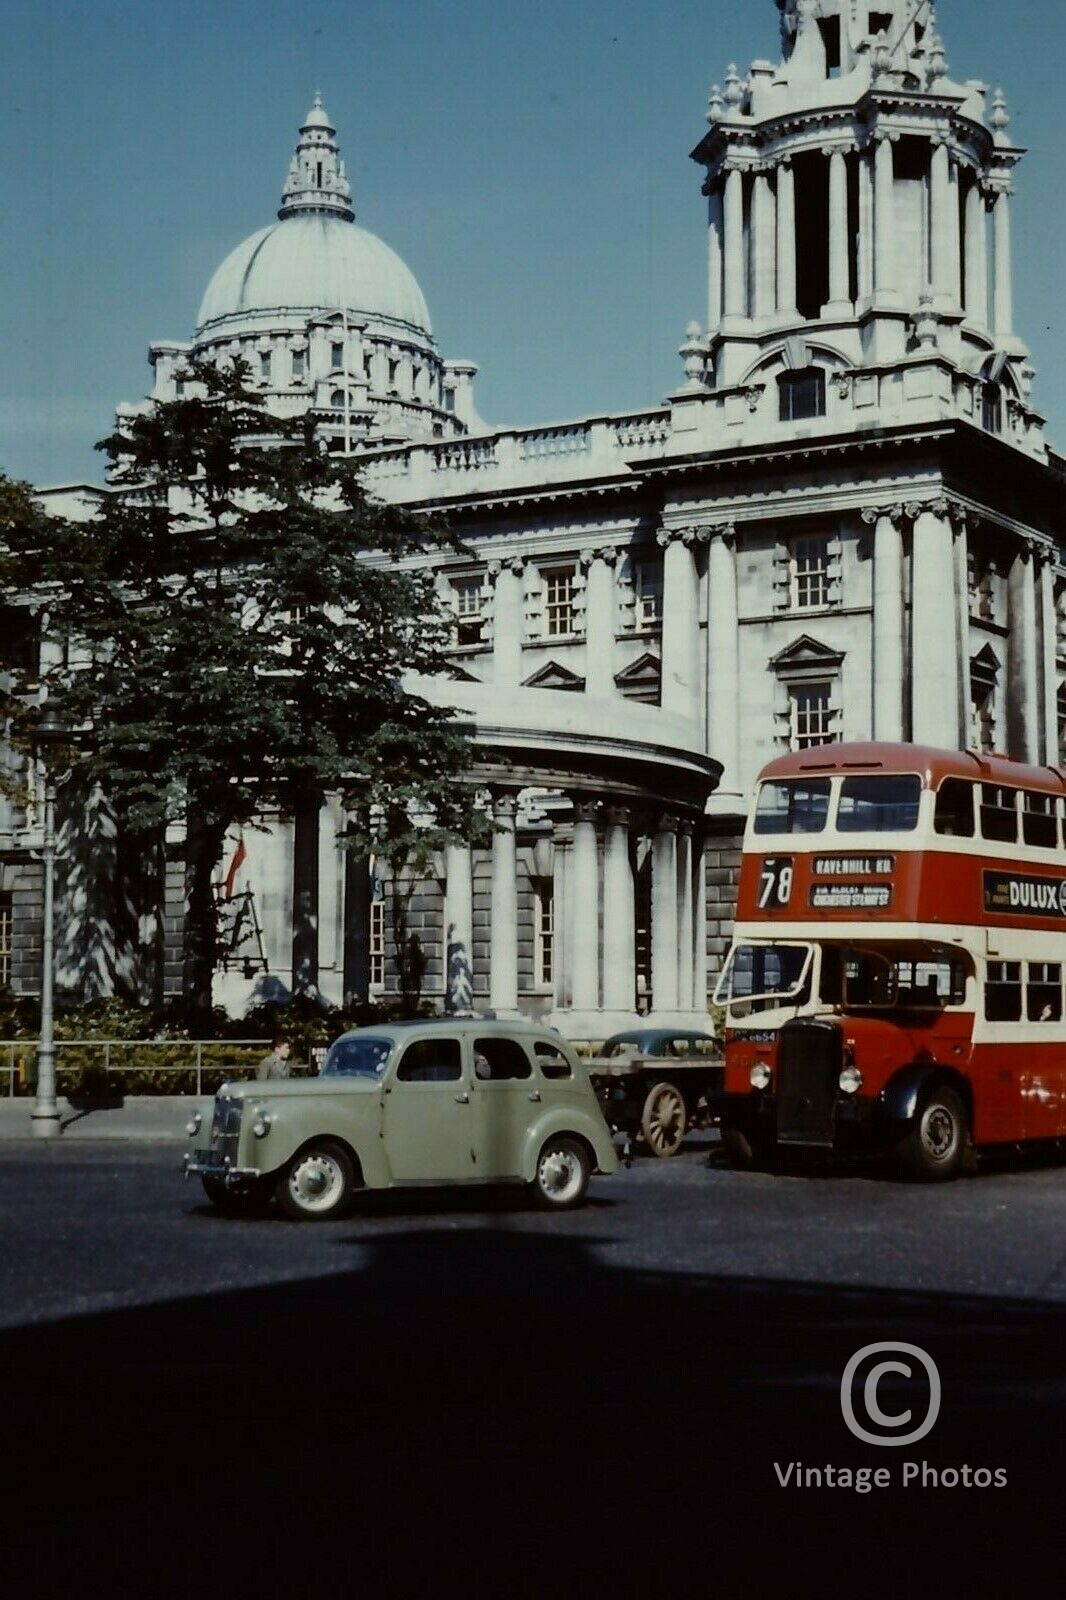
{"left": 1, "top": 359, "right": 484, "bottom": 1031}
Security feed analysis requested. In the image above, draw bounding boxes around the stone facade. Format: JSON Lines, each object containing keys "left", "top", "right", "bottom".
{"left": 9, "top": 2, "right": 1066, "bottom": 1038}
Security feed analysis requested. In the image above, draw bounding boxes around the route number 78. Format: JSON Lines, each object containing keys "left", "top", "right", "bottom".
{"left": 758, "top": 857, "right": 794, "bottom": 910}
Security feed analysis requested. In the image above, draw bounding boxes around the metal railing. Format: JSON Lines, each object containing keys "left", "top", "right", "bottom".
{"left": 0, "top": 1039, "right": 303, "bottom": 1098}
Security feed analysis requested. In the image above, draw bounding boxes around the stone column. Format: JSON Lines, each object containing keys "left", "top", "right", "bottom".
{"left": 676, "top": 822, "right": 695, "bottom": 1012}
{"left": 490, "top": 556, "right": 525, "bottom": 687}
{"left": 1008, "top": 541, "right": 1041, "bottom": 764}
{"left": 658, "top": 527, "right": 702, "bottom": 723}
{"left": 964, "top": 179, "right": 988, "bottom": 327}
{"left": 602, "top": 806, "right": 636, "bottom": 1014}
{"left": 948, "top": 158, "right": 962, "bottom": 306}
{"left": 874, "top": 136, "right": 897, "bottom": 304}
{"left": 951, "top": 507, "right": 972, "bottom": 750}
{"left": 570, "top": 801, "right": 600, "bottom": 1014}
{"left": 581, "top": 546, "right": 617, "bottom": 699}
{"left": 752, "top": 171, "right": 775, "bottom": 319}
{"left": 706, "top": 524, "right": 739, "bottom": 791}
{"left": 826, "top": 148, "right": 851, "bottom": 315}
{"left": 929, "top": 141, "right": 954, "bottom": 308}
{"left": 857, "top": 148, "right": 874, "bottom": 301}
{"left": 863, "top": 505, "right": 905, "bottom": 741}
{"left": 692, "top": 833, "right": 709, "bottom": 1013}
{"left": 489, "top": 791, "right": 518, "bottom": 1014}
{"left": 291, "top": 798, "right": 320, "bottom": 995}
{"left": 651, "top": 815, "right": 680, "bottom": 1014}
{"left": 707, "top": 185, "right": 724, "bottom": 335}
{"left": 992, "top": 189, "right": 1014, "bottom": 343}
{"left": 1037, "top": 554, "right": 1060, "bottom": 766}
{"left": 909, "top": 499, "right": 961, "bottom": 748}
{"left": 723, "top": 166, "right": 746, "bottom": 320}
{"left": 551, "top": 835, "right": 571, "bottom": 1011}
{"left": 443, "top": 841, "right": 474, "bottom": 1014}
{"left": 342, "top": 828, "right": 372, "bottom": 1009}
{"left": 775, "top": 162, "right": 798, "bottom": 318}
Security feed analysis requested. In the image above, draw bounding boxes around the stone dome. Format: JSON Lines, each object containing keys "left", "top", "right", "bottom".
{"left": 196, "top": 215, "right": 433, "bottom": 336}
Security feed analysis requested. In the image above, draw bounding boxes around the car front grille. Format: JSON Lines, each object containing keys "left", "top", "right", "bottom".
{"left": 209, "top": 1096, "right": 243, "bottom": 1165}
{"left": 776, "top": 1023, "right": 841, "bottom": 1147}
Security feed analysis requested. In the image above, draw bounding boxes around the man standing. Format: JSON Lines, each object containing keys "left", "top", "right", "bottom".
{"left": 256, "top": 1035, "right": 292, "bottom": 1081}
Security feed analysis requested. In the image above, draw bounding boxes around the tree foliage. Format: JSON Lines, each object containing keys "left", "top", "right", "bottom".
{"left": 1, "top": 359, "right": 485, "bottom": 1022}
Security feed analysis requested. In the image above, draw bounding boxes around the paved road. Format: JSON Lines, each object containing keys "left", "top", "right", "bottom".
{"left": 1, "top": 1136, "right": 1064, "bottom": 1592}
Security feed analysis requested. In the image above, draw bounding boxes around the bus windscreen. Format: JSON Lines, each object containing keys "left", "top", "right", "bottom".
{"left": 753, "top": 780, "right": 831, "bottom": 835}
{"left": 837, "top": 774, "right": 921, "bottom": 832}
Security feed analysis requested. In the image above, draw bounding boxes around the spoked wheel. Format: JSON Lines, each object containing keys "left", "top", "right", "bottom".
{"left": 276, "top": 1139, "right": 357, "bottom": 1220}
{"left": 895, "top": 1088, "right": 968, "bottom": 1182}
{"left": 201, "top": 1174, "right": 271, "bottom": 1216}
{"left": 640, "top": 1081, "right": 687, "bottom": 1158}
{"left": 532, "top": 1136, "right": 591, "bottom": 1210}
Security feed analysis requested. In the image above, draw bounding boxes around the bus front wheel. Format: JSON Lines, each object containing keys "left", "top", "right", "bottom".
{"left": 720, "top": 1121, "right": 776, "bottom": 1173}
{"left": 894, "top": 1087, "right": 968, "bottom": 1183}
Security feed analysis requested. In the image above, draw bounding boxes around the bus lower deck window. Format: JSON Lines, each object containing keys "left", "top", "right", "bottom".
{"left": 985, "top": 961, "right": 1022, "bottom": 1022}
{"left": 1026, "top": 962, "right": 1062, "bottom": 1021}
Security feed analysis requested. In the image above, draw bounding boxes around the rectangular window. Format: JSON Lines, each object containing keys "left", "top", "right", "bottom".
{"left": 934, "top": 779, "right": 976, "bottom": 838}
{"left": 292, "top": 350, "right": 307, "bottom": 379}
{"left": 543, "top": 568, "right": 577, "bottom": 637}
{"left": 634, "top": 560, "right": 664, "bottom": 627}
{"left": 259, "top": 352, "right": 271, "bottom": 382}
{"left": 534, "top": 883, "right": 554, "bottom": 987}
{"left": 1022, "top": 792, "right": 1058, "bottom": 849}
{"left": 331, "top": 343, "right": 344, "bottom": 371}
{"left": 753, "top": 778, "right": 832, "bottom": 836}
{"left": 453, "top": 578, "right": 485, "bottom": 647}
{"left": 0, "top": 893, "right": 11, "bottom": 989}
{"left": 789, "top": 682, "right": 836, "bottom": 751}
{"left": 971, "top": 682, "right": 996, "bottom": 754}
{"left": 369, "top": 897, "right": 385, "bottom": 988}
{"left": 979, "top": 784, "right": 1018, "bottom": 844}
{"left": 789, "top": 537, "right": 831, "bottom": 609}
{"left": 837, "top": 775, "right": 921, "bottom": 833}
{"left": 779, "top": 369, "right": 826, "bottom": 422}
{"left": 985, "top": 960, "right": 1022, "bottom": 1022}
{"left": 1026, "top": 962, "right": 1062, "bottom": 1022}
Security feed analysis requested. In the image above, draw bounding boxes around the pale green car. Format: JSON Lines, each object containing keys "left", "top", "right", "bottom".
{"left": 183, "top": 1020, "right": 619, "bottom": 1220}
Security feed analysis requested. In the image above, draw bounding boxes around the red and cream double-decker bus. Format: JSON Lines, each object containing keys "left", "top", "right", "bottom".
{"left": 714, "top": 742, "right": 1066, "bottom": 1180}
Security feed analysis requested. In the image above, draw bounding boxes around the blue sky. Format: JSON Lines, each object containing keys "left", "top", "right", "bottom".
{"left": 2, "top": 0, "right": 1063, "bottom": 486}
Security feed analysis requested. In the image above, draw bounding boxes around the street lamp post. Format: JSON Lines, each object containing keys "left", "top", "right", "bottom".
{"left": 31, "top": 773, "right": 60, "bottom": 1138}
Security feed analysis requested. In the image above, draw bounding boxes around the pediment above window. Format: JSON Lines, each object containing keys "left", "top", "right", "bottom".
{"left": 522, "top": 660, "right": 586, "bottom": 692}
{"left": 770, "top": 635, "right": 845, "bottom": 680}
{"left": 614, "top": 652, "right": 662, "bottom": 704}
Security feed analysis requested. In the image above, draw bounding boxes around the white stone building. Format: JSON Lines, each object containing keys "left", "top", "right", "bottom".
{"left": 12, "top": 0, "right": 1066, "bottom": 1035}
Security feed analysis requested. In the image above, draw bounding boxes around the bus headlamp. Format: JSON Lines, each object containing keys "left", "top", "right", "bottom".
{"left": 750, "top": 1063, "right": 772, "bottom": 1091}
{"left": 839, "top": 1066, "right": 863, "bottom": 1095}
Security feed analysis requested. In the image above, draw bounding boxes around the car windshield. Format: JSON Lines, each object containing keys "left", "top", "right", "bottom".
{"left": 713, "top": 943, "right": 814, "bottom": 1013}
{"left": 320, "top": 1036, "right": 394, "bottom": 1079}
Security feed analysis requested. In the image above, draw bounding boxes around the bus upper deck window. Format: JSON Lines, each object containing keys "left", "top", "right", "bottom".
{"left": 979, "top": 784, "right": 1018, "bottom": 844}
{"left": 934, "top": 779, "right": 975, "bottom": 837}
{"left": 1022, "top": 791, "right": 1058, "bottom": 849}
{"left": 753, "top": 779, "right": 831, "bottom": 835}
{"left": 837, "top": 774, "right": 921, "bottom": 832}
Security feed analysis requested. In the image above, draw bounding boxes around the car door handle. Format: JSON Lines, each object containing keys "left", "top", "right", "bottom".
{"left": 455, "top": 1092, "right": 470, "bottom": 1104}
{"left": 528, "top": 1090, "right": 541, "bottom": 1102}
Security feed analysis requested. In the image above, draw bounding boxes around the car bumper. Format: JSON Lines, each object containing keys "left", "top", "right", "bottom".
{"left": 183, "top": 1151, "right": 262, "bottom": 1184}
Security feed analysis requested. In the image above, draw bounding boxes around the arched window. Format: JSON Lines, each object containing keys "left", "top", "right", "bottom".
{"left": 778, "top": 367, "right": 826, "bottom": 422}
{"left": 982, "top": 382, "right": 1003, "bottom": 435}
{"left": 330, "top": 389, "right": 345, "bottom": 409}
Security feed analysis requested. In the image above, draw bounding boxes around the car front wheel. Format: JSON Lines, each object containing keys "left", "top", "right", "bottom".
{"left": 276, "top": 1139, "right": 357, "bottom": 1220}
{"left": 531, "top": 1136, "right": 590, "bottom": 1210}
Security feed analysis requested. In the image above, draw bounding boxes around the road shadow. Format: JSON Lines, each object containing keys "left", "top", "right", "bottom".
{"left": 0, "top": 1226, "right": 1062, "bottom": 1592}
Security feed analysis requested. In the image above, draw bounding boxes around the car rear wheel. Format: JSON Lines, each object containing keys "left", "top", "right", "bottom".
{"left": 640, "top": 1080, "right": 687, "bottom": 1158}
{"left": 531, "top": 1136, "right": 590, "bottom": 1210}
{"left": 276, "top": 1139, "right": 357, "bottom": 1220}
{"left": 895, "top": 1088, "right": 968, "bottom": 1182}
